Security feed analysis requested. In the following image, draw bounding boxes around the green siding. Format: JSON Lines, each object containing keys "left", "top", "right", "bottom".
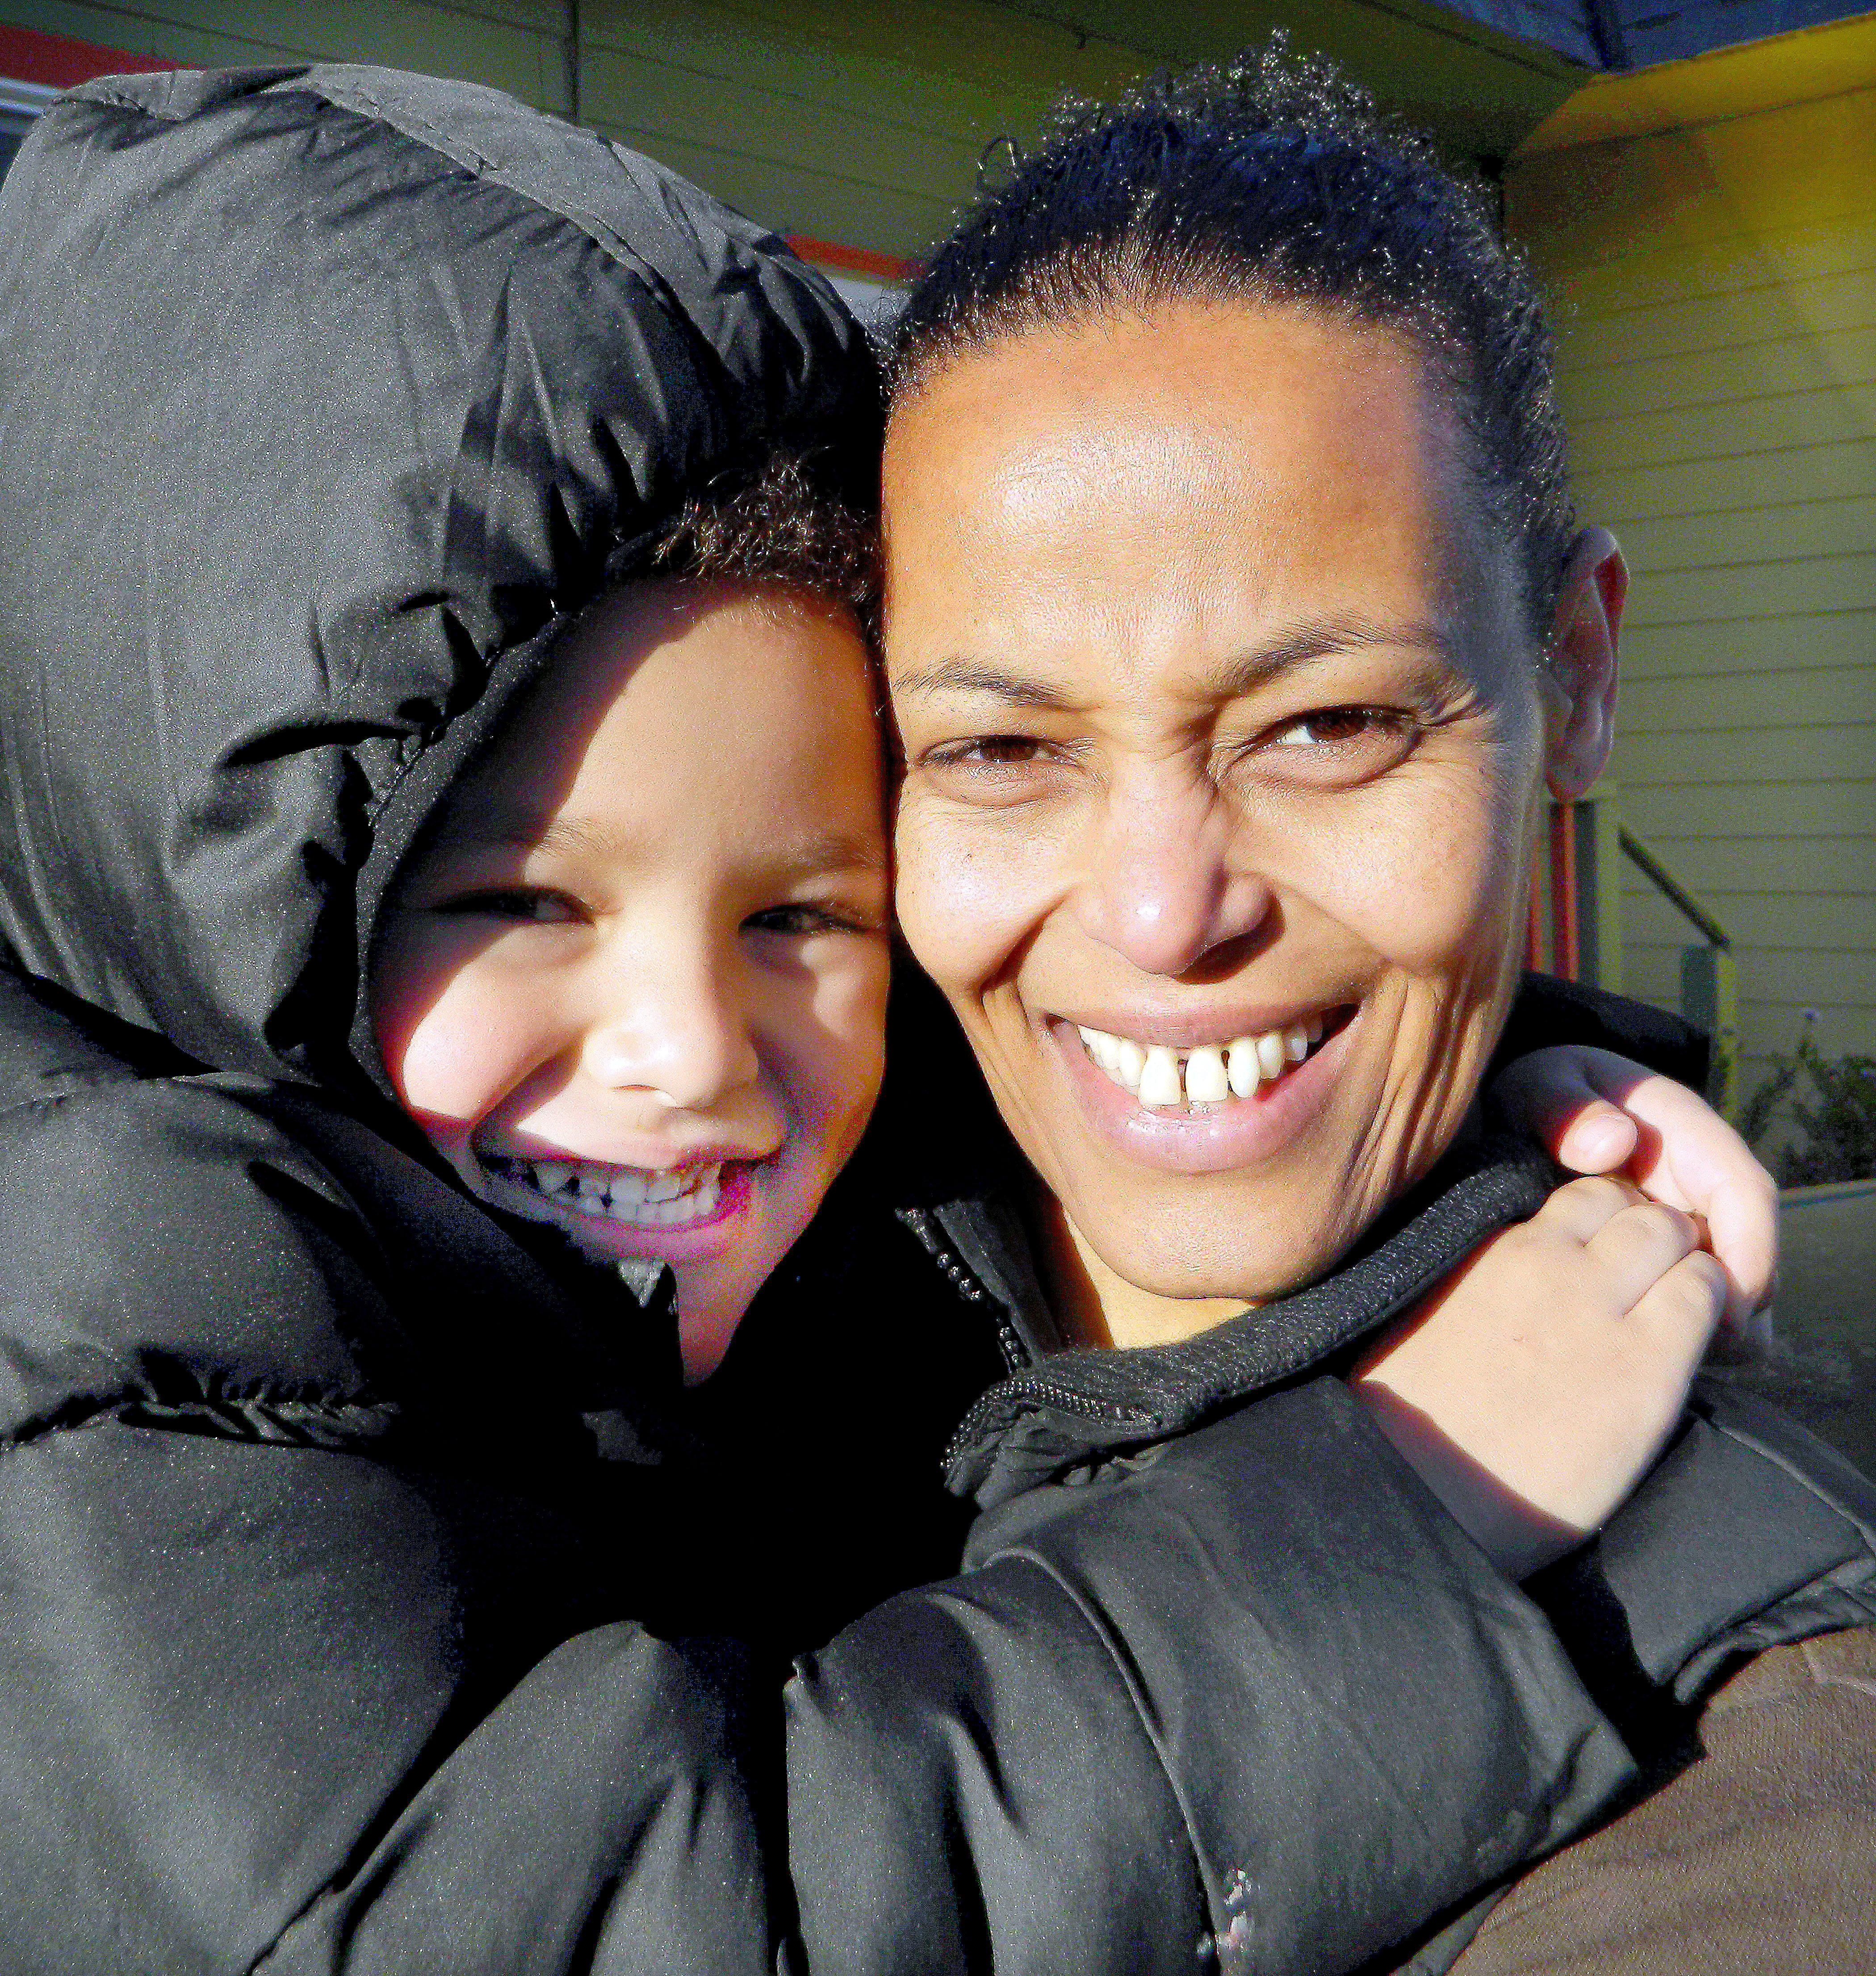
{"left": 1, "top": 0, "right": 1581, "bottom": 257}
{"left": 1509, "top": 52, "right": 1876, "bottom": 1084}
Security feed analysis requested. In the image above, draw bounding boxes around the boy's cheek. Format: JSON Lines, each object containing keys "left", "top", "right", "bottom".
{"left": 377, "top": 973, "right": 542, "bottom": 1166}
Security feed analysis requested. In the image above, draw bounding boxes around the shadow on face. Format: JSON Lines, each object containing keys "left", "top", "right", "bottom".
{"left": 883, "top": 299, "right": 1621, "bottom": 1346}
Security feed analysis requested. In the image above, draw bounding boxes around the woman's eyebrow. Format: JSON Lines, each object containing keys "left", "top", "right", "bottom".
{"left": 1215, "top": 618, "right": 1450, "bottom": 698}
{"left": 892, "top": 621, "right": 1450, "bottom": 711}
{"left": 888, "top": 658, "right": 1075, "bottom": 709}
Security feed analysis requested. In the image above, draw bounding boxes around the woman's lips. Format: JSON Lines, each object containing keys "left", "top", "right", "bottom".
{"left": 1047, "top": 1006, "right": 1357, "bottom": 1175}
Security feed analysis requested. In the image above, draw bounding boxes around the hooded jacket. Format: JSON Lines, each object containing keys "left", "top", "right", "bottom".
{"left": 0, "top": 65, "right": 1870, "bottom": 1976}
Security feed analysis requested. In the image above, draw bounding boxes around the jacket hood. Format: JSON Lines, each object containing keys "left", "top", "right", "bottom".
{"left": 0, "top": 64, "right": 878, "bottom": 1096}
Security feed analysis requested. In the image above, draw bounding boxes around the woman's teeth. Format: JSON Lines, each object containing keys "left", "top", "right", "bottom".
{"left": 481, "top": 1154, "right": 723, "bottom": 1226}
{"left": 1076, "top": 1015, "right": 1325, "bottom": 1111}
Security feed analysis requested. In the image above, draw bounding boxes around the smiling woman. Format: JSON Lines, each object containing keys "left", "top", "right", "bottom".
{"left": 871, "top": 38, "right": 1876, "bottom": 1972}
{"left": 886, "top": 301, "right": 1613, "bottom": 1340}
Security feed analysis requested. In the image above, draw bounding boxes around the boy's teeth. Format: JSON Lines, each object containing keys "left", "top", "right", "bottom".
{"left": 490, "top": 1155, "right": 725, "bottom": 1227}
{"left": 1076, "top": 1017, "right": 1331, "bottom": 1111}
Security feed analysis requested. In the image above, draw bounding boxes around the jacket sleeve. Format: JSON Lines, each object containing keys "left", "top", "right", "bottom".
{"left": 0, "top": 1080, "right": 1647, "bottom": 1976}
{"left": 783, "top": 1379, "right": 1641, "bottom": 1976}
{"left": 1488, "top": 974, "right": 1713, "bottom": 1094}
{"left": 1530, "top": 1378, "right": 1876, "bottom": 1729}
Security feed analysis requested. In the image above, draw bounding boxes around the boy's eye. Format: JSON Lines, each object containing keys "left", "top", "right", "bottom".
{"left": 743, "top": 901, "right": 878, "bottom": 938}
{"left": 432, "top": 887, "right": 586, "bottom": 924}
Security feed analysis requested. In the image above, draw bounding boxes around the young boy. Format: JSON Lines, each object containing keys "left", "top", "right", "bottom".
{"left": 0, "top": 59, "right": 1838, "bottom": 1976}
{"left": 369, "top": 462, "right": 893, "bottom": 1385}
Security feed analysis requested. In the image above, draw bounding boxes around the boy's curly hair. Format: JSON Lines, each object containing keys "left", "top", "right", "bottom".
{"left": 888, "top": 34, "right": 1573, "bottom": 639}
{"left": 650, "top": 449, "right": 878, "bottom": 633}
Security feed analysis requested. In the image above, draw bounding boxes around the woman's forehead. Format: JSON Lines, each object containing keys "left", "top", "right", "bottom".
{"left": 886, "top": 308, "right": 1496, "bottom": 662}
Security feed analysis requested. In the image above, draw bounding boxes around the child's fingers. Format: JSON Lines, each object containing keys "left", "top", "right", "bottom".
{"left": 1625, "top": 1247, "right": 1727, "bottom": 1372}
{"left": 1552, "top": 1097, "right": 1642, "bottom": 1176}
{"left": 1529, "top": 1054, "right": 1779, "bottom": 1347}
{"left": 1528, "top": 1172, "right": 1646, "bottom": 1246}
{"left": 1582, "top": 1196, "right": 1704, "bottom": 1313}
{"left": 1493, "top": 1051, "right": 1638, "bottom": 1171}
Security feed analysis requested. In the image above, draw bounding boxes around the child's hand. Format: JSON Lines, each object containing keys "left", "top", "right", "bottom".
{"left": 1490, "top": 1045, "right": 1776, "bottom": 1355}
{"left": 1352, "top": 1177, "right": 1726, "bottom": 1580}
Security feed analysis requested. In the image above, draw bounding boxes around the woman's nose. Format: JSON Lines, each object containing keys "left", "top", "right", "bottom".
{"left": 579, "top": 960, "right": 760, "bottom": 1111}
{"left": 1070, "top": 768, "right": 1273, "bottom": 978}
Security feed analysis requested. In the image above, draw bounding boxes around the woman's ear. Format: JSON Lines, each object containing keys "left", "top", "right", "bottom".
{"left": 1541, "top": 526, "right": 1626, "bottom": 800}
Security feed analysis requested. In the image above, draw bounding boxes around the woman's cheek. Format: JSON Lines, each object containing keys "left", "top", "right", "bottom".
{"left": 895, "top": 800, "right": 1049, "bottom": 997}
{"left": 1320, "top": 770, "right": 1512, "bottom": 978}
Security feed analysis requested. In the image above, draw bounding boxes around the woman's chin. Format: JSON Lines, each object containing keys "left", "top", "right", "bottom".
{"left": 1082, "top": 1192, "right": 1371, "bottom": 1308}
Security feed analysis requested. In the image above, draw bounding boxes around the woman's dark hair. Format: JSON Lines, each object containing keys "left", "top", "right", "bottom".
{"left": 888, "top": 36, "right": 1574, "bottom": 638}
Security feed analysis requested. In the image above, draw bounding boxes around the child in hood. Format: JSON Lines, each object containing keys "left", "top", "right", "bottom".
{"left": 0, "top": 61, "right": 1847, "bottom": 1976}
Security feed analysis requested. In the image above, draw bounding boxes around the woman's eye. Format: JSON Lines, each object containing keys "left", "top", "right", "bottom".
{"left": 1265, "top": 707, "right": 1405, "bottom": 748}
{"left": 434, "top": 887, "right": 585, "bottom": 924}
{"left": 930, "top": 736, "right": 1055, "bottom": 766}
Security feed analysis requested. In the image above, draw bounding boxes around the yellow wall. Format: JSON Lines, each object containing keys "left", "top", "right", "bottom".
{"left": 1508, "top": 16, "right": 1876, "bottom": 1086}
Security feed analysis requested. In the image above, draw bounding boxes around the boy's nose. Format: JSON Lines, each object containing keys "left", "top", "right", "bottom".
{"left": 580, "top": 978, "right": 760, "bottom": 1112}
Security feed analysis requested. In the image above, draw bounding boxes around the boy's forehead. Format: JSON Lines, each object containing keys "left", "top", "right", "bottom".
{"left": 416, "top": 610, "right": 888, "bottom": 882}
{"left": 428, "top": 797, "right": 884, "bottom": 877}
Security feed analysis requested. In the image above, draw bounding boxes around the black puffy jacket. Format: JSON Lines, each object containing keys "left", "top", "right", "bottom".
{"left": 1, "top": 65, "right": 1870, "bottom": 1976}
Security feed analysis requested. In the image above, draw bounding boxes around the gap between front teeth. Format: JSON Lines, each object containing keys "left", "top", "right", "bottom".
{"left": 1076, "top": 1016, "right": 1323, "bottom": 1111}
{"left": 484, "top": 1154, "right": 722, "bottom": 1226}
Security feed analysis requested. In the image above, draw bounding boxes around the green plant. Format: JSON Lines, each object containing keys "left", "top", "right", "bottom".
{"left": 1741, "top": 1015, "right": 1876, "bottom": 1187}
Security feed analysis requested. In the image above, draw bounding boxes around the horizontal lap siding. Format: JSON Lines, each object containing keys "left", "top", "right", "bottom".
{"left": 0, "top": 2, "right": 572, "bottom": 102}
{"left": 1509, "top": 72, "right": 1876, "bottom": 1084}
{"left": 0, "top": 1, "right": 1185, "bottom": 256}
{"left": 0, "top": 3, "right": 1579, "bottom": 258}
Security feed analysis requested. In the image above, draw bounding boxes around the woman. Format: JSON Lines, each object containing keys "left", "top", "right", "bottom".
{"left": 863, "top": 44, "right": 1876, "bottom": 1969}
{"left": 0, "top": 54, "right": 1860, "bottom": 1976}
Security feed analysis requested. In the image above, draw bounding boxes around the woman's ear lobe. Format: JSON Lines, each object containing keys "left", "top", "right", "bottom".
{"left": 1542, "top": 526, "right": 1627, "bottom": 800}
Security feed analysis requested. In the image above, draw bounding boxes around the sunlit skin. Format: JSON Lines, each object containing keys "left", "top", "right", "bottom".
{"left": 884, "top": 302, "right": 1621, "bottom": 1350}
{"left": 370, "top": 583, "right": 892, "bottom": 1380}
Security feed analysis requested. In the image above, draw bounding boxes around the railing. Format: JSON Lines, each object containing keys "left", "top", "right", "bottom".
{"left": 1528, "top": 785, "right": 1738, "bottom": 1118}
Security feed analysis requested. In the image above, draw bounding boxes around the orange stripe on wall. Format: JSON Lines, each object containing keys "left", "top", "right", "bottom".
{"left": 785, "top": 235, "right": 921, "bottom": 283}
{"left": 0, "top": 22, "right": 180, "bottom": 90}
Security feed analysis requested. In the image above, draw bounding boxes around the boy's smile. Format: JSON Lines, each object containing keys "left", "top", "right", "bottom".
{"left": 370, "top": 581, "right": 891, "bottom": 1380}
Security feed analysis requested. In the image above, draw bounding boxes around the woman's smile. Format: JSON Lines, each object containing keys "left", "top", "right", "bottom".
{"left": 1048, "top": 1001, "right": 1360, "bottom": 1175}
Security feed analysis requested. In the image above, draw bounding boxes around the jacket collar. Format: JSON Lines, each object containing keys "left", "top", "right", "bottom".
{"left": 921, "top": 1133, "right": 1559, "bottom": 1509}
